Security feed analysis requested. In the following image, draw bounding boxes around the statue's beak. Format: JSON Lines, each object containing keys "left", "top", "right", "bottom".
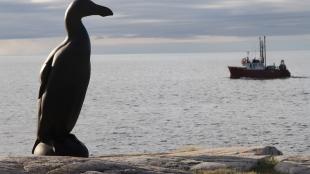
{"left": 93, "top": 3, "right": 113, "bottom": 17}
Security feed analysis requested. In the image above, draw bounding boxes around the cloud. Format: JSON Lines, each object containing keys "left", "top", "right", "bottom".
{"left": 30, "top": 0, "right": 62, "bottom": 3}
{"left": 2, "top": 0, "right": 310, "bottom": 38}
{"left": 2, "top": 0, "right": 309, "bottom": 39}
{"left": 0, "top": 0, "right": 309, "bottom": 54}
{"left": 193, "top": 0, "right": 310, "bottom": 13}
{"left": 94, "top": 35, "right": 248, "bottom": 46}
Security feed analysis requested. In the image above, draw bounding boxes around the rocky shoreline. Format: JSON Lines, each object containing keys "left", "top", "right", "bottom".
{"left": 0, "top": 146, "right": 309, "bottom": 174}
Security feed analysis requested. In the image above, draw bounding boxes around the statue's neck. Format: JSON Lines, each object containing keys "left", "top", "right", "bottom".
{"left": 65, "top": 16, "right": 88, "bottom": 40}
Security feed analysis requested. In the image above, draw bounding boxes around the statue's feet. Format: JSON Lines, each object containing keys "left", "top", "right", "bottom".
{"left": 33, "top": 142, "right": 55, "bottom": 156}
{"left": 54, "top": 134, "right": 89, "bottom": 157}
{"left": 32, "top": 134, "right": 89, "bottom": 157}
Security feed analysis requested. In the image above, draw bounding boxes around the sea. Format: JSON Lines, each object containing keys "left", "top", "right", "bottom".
{"left": 0, "top": 51, "right": 309, "bottom": 156}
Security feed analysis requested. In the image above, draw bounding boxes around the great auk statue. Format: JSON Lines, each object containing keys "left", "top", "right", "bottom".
{"left": 32, "top": 0, "right": 113, "bottom": 157}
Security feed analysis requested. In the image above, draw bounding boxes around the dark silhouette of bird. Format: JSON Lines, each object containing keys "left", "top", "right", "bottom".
{"left": 32, "top": 0, "right": 113, "bottom": 157}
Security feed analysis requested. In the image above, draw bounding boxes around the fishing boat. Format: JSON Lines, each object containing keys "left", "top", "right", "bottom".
{"left": 228, "top": 36, "right": 291, "bottom": 79}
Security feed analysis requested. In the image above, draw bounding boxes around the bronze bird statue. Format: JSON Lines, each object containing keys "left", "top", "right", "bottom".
{"left": 32, "top": 0, "right": 113, "bottom": 157}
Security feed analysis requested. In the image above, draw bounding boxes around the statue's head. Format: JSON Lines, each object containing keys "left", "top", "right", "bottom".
{"left": 66, "top": 0, "right": 113, "bottom": 19}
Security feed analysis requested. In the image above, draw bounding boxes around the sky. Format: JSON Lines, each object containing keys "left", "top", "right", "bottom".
{"left": 0, "top": 0, "right": 310, "bottom": 55}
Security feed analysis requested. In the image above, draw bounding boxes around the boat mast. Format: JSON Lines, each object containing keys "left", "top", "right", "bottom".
{"left": 259, "top": 36, "right": 263, "bottom": 63}
{"left": 264, "top": 36, "right": 267, "bottom": 68}
{"left": 259, "top": 36, "right": 264, "bottom": 61}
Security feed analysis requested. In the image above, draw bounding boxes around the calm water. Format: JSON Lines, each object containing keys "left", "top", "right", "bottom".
{"left": 0, "top": 51, "right": 309, "bottom": 156}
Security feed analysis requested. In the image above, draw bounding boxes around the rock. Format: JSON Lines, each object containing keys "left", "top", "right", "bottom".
{"left": 275, "top": 156, "right": 310, "bottom": 174}
{"left": 82, "top": 172, "right": 104, "bottom": 174}
{"left": 0, "top": 146, "right": 286, "bottom": 174}
{"left": 253, "top": 146, "right": 283, "bottom": 155}
{"left": 191, "top": 162, "right": 227, "bottom": 171}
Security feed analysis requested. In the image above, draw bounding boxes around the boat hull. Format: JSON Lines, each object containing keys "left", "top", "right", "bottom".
{"left": 228, "top": 66, "right": 291, "bottom": 79}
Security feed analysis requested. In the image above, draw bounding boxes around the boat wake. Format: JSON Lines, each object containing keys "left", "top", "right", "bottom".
{"left": 291, "top": 76, "right": 309, "bottom": 79}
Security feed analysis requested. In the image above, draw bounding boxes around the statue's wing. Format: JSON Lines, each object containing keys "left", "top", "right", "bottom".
{"left": 38, "top": 39, "right": 68, "bottom": 99}
{"left": 38, "top": 54, "right": 54, "bottom": 99}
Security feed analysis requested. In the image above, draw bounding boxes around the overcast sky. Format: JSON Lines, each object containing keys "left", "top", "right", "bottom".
{"left": 0, "top": 0, "right": 309, "bottom": 55}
